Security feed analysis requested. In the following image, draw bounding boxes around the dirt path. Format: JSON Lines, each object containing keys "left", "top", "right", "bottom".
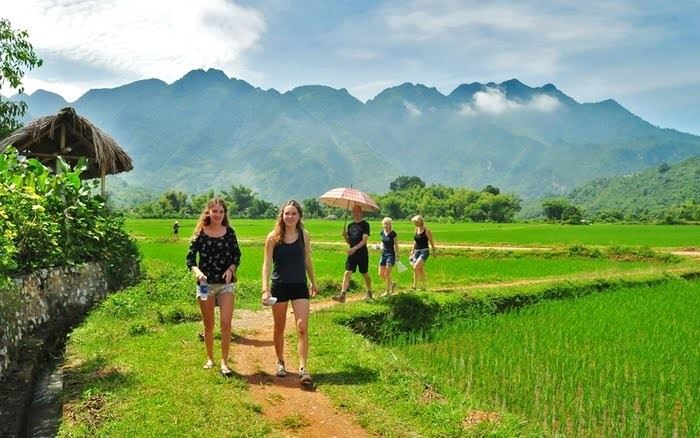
{"left": 232, "top": 299, "right": 369, "bottom": 438}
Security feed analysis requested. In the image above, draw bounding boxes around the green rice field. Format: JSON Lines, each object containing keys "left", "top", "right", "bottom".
{"left": 399, "top": 279, "right": 700, "bottom": 436}
{"left": 125, "top": 219, "right": 700, "bottom": 248}
{"left": 130, "top": 219, "right": 690, "bottom": 291}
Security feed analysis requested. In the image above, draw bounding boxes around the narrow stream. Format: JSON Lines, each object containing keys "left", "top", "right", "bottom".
{"left": 23, "top": 354, "right": 63, "bottom": 438}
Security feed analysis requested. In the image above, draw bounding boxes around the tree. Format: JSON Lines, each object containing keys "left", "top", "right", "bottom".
{"left": 562, "top": 205, "right": 584, "bottom": 224}
{"left": 541, "top": 197, "right": 571, "bottom": 221}
{"left": 157, "top": 190, "right": 188, "bottom": 216}
{"left": 390, "top": 176, "right": 425, "bottom": 191}
{"left": 302, "top": 198, "right": 324, "bottom": 218}
{"left": 222, "top": 185, "right": 256, "bottom": 216}
{"left": 1, "top": 19, "right": 43, "bottom": 139}
{"left": 481, "top": 185, "right": 500, "bottom": 195}
{"left": 382, "top": 197, "right": 404, "bottom": 219}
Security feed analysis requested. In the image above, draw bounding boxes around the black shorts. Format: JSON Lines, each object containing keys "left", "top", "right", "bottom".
{"left": 271, "top": 282, "right": 309, "bottom": 302}
{"left": 345, "top": 249, "right": 369, "bottom": 274}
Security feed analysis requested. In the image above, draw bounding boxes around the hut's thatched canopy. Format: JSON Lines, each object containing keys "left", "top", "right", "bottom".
{"left": 0, "top": 107, "right": 133, "bottom": 179}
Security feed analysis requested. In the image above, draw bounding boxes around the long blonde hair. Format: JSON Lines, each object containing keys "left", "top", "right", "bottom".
{"left": 193, "top": 198, "right": 230, "bottom": 237}
{"left": 273, "top": 200, "right": 304, "bottom": 244}
{"left": 411, "top": 215, "right": 424, "bottom": 227}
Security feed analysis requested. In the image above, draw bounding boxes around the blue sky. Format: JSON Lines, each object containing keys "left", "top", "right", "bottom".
{"left": 4, "top": 0, "right": 700, "bottom": 135}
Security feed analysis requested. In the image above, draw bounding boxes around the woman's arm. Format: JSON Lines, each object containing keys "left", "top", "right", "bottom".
{"left": 186, "top": 235, "right": 206, "bottom": 281}
{"left": 223, "top": 228, "right": 241, "bottom": 283}
{"left": 426, "top": 228, "right": 436, "bottom": 253}
{"left": 394, "top": 234, "right": 400, "bottom": 259}
{"left": 303, "top": 230, "right": 318, "bottom": 297}
{"left": 261, "top": 232, "right": 275, "bottom": 300}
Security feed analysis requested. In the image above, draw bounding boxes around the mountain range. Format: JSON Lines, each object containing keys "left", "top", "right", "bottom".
{"left": 10, "top": 69, "right": 700, "bottom": 204}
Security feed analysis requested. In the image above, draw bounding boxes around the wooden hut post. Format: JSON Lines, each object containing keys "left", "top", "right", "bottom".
{"left": 101, "top": 168, "right": 106, "bottom": 198}
{"left": 58, "top": 124, "right": 66, "bottom": 174}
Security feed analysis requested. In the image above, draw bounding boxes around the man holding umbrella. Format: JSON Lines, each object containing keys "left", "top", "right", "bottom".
{"left": 319, "top": 187, "right": 379, "bottom": 302}
{"left": 333, "top": 204, "right": 372, "bottom": 302}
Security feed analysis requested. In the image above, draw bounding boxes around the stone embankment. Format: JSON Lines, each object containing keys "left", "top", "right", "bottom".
{"left": 0, "top": 262, "right": 134, "bottom": 437}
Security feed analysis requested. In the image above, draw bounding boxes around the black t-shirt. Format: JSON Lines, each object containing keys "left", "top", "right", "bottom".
{"left": 347, "top": 220, "right": 370, "bottom": 247}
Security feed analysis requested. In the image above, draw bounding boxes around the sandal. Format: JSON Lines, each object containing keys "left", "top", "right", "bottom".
{"left": 220, "top": 367, "right": 234, "bottom": 378}
{"left": 203, "top": 360, "right": 214, "bottom": 369}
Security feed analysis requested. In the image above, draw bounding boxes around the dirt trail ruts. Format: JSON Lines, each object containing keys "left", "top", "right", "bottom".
{"left": 232, "top": 299, "right": 369, "bottom": 438}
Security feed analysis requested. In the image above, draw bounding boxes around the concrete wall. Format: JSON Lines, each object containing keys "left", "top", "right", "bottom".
{"left": 0, "top": 262, "right": 108, "bottom": 380}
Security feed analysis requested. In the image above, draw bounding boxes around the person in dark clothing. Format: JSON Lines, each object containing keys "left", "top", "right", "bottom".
{"left": 409, "top": 215, "right": 436, "bottom": 290}
{"left": 378, "top": 217, "right": 399, "bottom": 297}
{"left": 261, "top": 200, "right": 318, "bottom": 386}
{"left": 186, "top": 198, "right": 241, "bottom": 377}
{"left": 333, "top": 204, "right": 372, "bottom": 302}
{"left": 172, "top": 220, "right": 180, "bottom": 237}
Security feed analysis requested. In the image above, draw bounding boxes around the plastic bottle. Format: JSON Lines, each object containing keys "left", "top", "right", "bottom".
{"left": 198, "top": 279, "right": 209, "bottom": 301}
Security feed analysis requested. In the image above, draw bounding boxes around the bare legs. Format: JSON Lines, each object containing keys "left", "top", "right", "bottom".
{"left": 218, "top": 293, "right": 234, "bottom": 372}
{"left": 379, "top": 264, "right": 395, "bottom": 295}
{"left": 198, "top": 291, "right": 235, "bottom": 372}
{"left": 339, "top": 270, "right": 373, "bottom": 299}
{"left": 271, "top": 299, "right": 310, "bottom": 371}
{"left": 412, "top": 259, "right": 427, "bottom": 289}
{"left": 199, "top": 295, "right": 216, "bottom": 367}
{"left": 341, "top": 270, "right": 352, "bottom": 293}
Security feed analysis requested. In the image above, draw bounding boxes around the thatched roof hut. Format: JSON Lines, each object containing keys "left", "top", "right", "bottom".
{"left": 0, "top": 107, "right": 133, "bottom": 195}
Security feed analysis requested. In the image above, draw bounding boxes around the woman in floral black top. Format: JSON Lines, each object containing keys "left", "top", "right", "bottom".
{"left": 186, "top": 198, "right": 241, "bottom": 377}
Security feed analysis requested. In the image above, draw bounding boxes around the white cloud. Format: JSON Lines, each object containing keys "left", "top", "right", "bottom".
{"left": 402, "top": 99, "right": 422, "bottom": 116}
{"left": 4, "top": 0, "right": 265, "bottom": 95}
{"left": 460, "top": 87, "right": 560, "bottom": 115}
{"left": 529, "top": 94, "right": 560, "bottom": 112}
{"left": 384, "top": 0, "right": 636, "bottom": 49}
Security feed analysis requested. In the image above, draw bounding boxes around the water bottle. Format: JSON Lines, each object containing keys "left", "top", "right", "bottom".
{"left": 198, "top": 280, "right": 209, "bottom": 301}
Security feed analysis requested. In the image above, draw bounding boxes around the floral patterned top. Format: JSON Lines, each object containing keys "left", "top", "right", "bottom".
{"left": 186, "top": 227, "right": 241, "bottom": 284}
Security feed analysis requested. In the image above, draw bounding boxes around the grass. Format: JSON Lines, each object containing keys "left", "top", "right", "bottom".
{"left": 58, "top": 264, "right": 274, "bottom": 437}
{"left": 397, "top": 279, "right": 700, "bottom": 436}
{"left": 56, "top": 219, "right": 700, "bottom": 436}
{"left": 125, "top": 218, "right": 700, "bottom": 248}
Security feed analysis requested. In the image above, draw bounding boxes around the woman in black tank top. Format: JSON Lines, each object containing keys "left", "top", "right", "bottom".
{"left": 262, "top": 200, "right": 318, "bottom": 387}
{"left": 410, "top": 214, "right": 437, "bottom": 290}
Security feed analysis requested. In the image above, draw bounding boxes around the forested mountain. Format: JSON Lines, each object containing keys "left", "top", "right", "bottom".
{"left": 567, "top": 156, "right": 700, "bottom": 219}
{"left": 11, "top": 69, "right": 700, "bottom": 203}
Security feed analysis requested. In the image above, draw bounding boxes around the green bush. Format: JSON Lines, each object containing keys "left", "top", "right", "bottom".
{"left": 0, "top": 146, "right": 140, "bottom": 289}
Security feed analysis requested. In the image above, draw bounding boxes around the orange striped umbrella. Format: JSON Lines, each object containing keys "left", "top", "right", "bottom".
{"left": 319, "top": 187, "right": 380, "bottom": 212}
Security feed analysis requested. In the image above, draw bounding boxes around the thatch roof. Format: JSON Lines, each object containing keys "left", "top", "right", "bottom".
{"left": 0, "top": 107, "right": 133, "bottom": 179}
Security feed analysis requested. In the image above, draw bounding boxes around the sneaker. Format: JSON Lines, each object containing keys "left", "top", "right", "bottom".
{"left": 332, "top": 292, "right": 346, "bottom": 303}
{"left": 299, "top": 367, "right": 313, "bottom": 387}
{"left": 276, "top": 360, "right": 287, "bottom": 377}
{"left": 364, "top": 291, "right": 374, "bottom": 301}
{"left": 380, "top": 291, "right": 390, "bottom": 298}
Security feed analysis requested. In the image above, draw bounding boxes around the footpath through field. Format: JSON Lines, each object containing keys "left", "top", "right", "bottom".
{"left": 232, "top": 299, "right": 369, "bottom": 438}
{"left": 241, "top": 239, "right": 700, "bottom": 256}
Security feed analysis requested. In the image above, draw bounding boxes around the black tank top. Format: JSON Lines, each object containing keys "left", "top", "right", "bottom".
{"left": 272, "top": 231, "right": 306, "bottom": 284}
{"left": 414, "top": 229, "right": 429, "bottom": 250}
